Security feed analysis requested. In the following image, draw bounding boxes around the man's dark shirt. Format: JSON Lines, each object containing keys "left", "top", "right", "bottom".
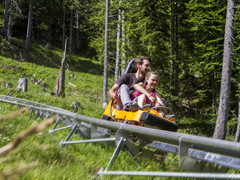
{"left": 116, "top": 73, "right": 144, "bottom": 92}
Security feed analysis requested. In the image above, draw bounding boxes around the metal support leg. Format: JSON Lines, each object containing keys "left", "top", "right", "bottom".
{"left": 59, "top": 137, "right": 116, "bottom": 145}
{"left": 80, "top": 121, "right": 91, "bottom": 138}
{"left": 179, "top": 138, "right": 219, "bottom": 172}
{"left": 77, "top": 128, "right": 88, "bottom": 139}
{"left": 34, "top": 111, "right": 40, "bottom": 120}
{"left": 60, "top": 124, "right": 79, "bottom": 148}
{"left": 49, "top": 117, "right": 60, "bottom": 133}
{"left": 91, "top": 123, "right": 101, "bottom": 139}
{"left": 49, "top": 125, "right": 72, "bottom": 133}
{"left": 91, "top": 123, "right": 109, "bottom": 139}
{"left": 72, "top": 121, "right": 90, "bottom": 139}
{"left": 179, "top": 138, "right": 202, "bottom": 172}
{"left": 115, "top": 129, "right": 140, "bottom": 164}
{"left": 45, "top": 111, "right": 51, "bottom": 119}
{"left": 124, "top": 141, "right": 140, "bottom": 165}
{"left": 29, "top": 109, "right": 35, "bottom": 119}
{"left": 104, "top": 137, "right": 126, "bottom": 172}
{"left": 39, "top": 111, "right": 45, "bottom": 120}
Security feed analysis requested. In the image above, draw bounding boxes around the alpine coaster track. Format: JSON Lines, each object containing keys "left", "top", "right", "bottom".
{"left": 0, "top": 94, "right": 240, "bottom": 179}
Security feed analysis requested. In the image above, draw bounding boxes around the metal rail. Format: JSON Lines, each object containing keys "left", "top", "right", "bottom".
{"left": 0, "top": 95, "right": 240, "bottom": 178}
{"left": 98, "top": 170, "right": 240, "bottom": 179}
{"left": 0, "top": 94, "right": 64, "bottom": 111}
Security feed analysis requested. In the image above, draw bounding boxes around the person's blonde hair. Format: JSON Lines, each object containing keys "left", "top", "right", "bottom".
{"left": 146, "top": 71, "right": 159, "bottom": 79}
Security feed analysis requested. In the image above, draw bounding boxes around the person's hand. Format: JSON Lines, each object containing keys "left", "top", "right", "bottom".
{"left": 149, "top": 96, "right": 156, "bottom": 102}
{"left": 110, "top": 92, "right": 118, "bottom": 100}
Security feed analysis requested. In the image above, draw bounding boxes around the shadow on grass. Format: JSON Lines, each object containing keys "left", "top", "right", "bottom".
{"left": 1, "top": 37, "right": 103, "bottom": 75}
{"left": 67, "top": 58, "right": 103, "bottom": 75}
{"left": 30, "top": 45, "right": 103, "bottom": 75}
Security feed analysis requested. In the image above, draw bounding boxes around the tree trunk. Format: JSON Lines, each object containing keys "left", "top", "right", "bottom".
{"left": 170, "top": 0, "right": 175, "bottom": 82}
{"left": 211, "top": 74, "right": 217, "bottom": 114}
{"left": 6, "top": 0, "right": 12, "bottom": 40}
{"left": 114, "top": 8, "right": 121, "bottom": 82}
{"left": 2, "top": 0, "right": 10, "bottom": 38}
{"left": 170, "top": 0, "right": 179, "bottom": 95}
{"left": 54, "top": 39, "right": 67, "bottom": 98}
{"left": 76, "top": 9, "right": 80, "bottom": 50}
{"left": 213, "top": 0, "right": 235, "bottom": 139}
{"left": 69, "top": 0, "right": 73, "bottom": 53}
{"left": 175, "top": 0, "right": 179, "bottom": 94}
{"left": 62, "top": 6, "right": 66, "bottom": 50}
{"left": 234, "top": 99, "right": 240, "bottom": 142}
{"left": 25, "top": 0, "right": 33, "bottom": 50}
{"left": 121, "top": 10, "right": 126, "bottom": 75}
{"left": 103, "top": 0, "right": 109, "bottom": 108}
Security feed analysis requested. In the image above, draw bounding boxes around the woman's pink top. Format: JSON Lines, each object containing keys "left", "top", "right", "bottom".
{"left": 131, "top": 85, "right": 155, "bottom": 104}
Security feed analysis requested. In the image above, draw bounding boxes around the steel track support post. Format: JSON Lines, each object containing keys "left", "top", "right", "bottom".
{"left": 124, "top": 141, "right": 140, "bottom": 165}
{"left": 45, "top": 111, "right": 51, "bottom": 119}
{"left": 49, "top": 117, "right": 60, "bottom": 133}
{"left": 29, "top": 108, "right": 35, "bottom": 119}
{"left": 17, "top": 105, "right": 22, "bottom": 109}
{"left": 91, "top": 123, "right": 103, "bottom": 139}
{"left": 179, "top": 138, "right": 203, "bottom": 172}
{"left": 73, "top": 120, "right": 90, "bottom": 139}
{"left": 179, "top": 138, "right": 221, "bottom": 172}
{"left": 77, "top": 121, "right": 93, "bottom": 139}
{"left": 60, "top": 124, "right": 79, "bottom": 148}
{"left": 116, "top": 128, "right": 141, "bottom": 164}
{"left": 77, "top": 128, "right": 87, "bottom": 139}
{"left": 104, "top": 137, "right": 126, "bottom": 173}
{"left": 34, "top": 110, "right": 40, "bottom": 120}
{"left": 38, "top": 110, "right": 44, "bottom": 121}
{"left": 90, "top": 123, "right": 110, "bottom": 141}
{"left": 39, "top": 111, "right": 44, "bottom": 121}
{"left": 59, "top": 137, "right": 116, "bottom": 145}
{"left": 49, "top": 125, "right": 72, "bottom": 134}
{"left": 179, "top": 138, "right": 229, "bottom": 172}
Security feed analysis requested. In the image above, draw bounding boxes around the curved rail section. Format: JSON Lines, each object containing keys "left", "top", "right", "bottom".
{"left": 0, "top": 95, "right": 240, "bottom": 179}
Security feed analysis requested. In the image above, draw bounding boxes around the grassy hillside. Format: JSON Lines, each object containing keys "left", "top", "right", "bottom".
{"left": 0, "top": 36, "right": 106, "bottom": 116}
{"left": 0, "top": 40, "right": 187, "bottom": 180}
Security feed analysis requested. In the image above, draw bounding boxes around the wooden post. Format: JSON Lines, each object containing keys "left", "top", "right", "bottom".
{"left": 54, "top": 39, "right": 67, "bottom": 97}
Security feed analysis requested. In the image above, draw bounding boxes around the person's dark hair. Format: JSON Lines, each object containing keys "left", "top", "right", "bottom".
{"left": 134, "top": 56, "right": 151, "bottom": 66}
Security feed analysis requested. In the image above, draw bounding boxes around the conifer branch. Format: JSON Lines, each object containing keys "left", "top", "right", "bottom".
{"left": 230, "top": 35, "right": 235, "bottom": 40}
{"left": 231, "top": 59, "right": 240, "bottom": 66}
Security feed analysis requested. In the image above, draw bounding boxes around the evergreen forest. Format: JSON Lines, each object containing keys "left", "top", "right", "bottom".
{"left": 1, "top": 0, "right": 240, "bottom": 179}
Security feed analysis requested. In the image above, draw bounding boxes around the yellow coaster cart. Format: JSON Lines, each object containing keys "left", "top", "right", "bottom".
{"left": 102, "top": 100, "right": 178, "bottom": 132}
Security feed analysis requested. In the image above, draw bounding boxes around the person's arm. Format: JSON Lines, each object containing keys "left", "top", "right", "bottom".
{"left": 155, "top": 92, "right": 165, "bottom": 106}
{"left": 134, "top": 83, "right": 156, "bottom": 102}
{"left": 108, "top": 84, "right": 120, "bottom": 100}
{"left": 154, "top": 91, "right": 168, "bottom": 114}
